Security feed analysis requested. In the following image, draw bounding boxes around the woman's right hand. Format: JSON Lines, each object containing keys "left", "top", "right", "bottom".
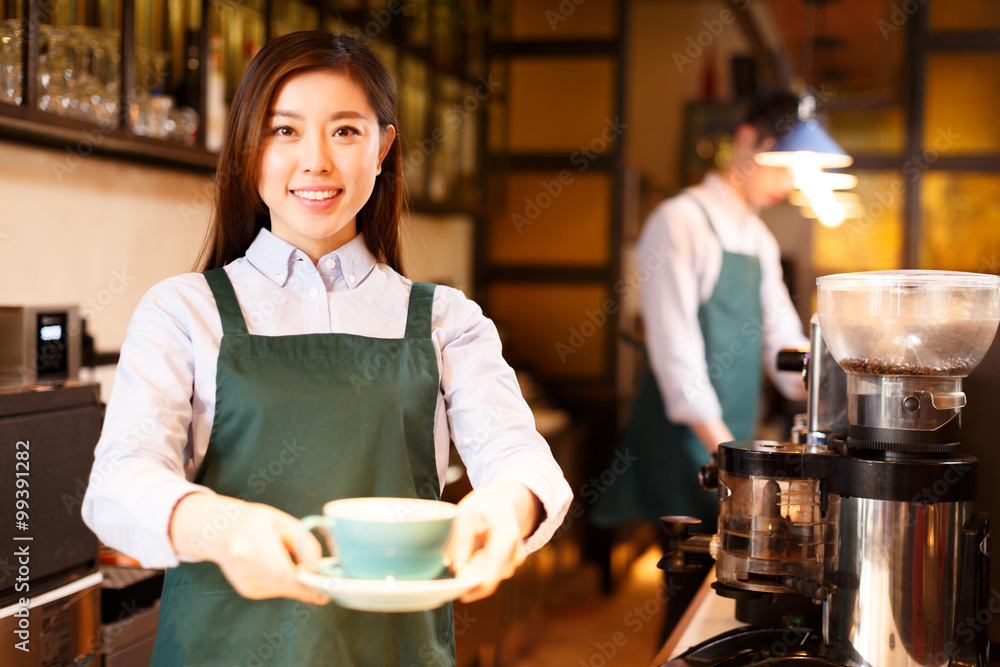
{"left": 169, "top": 493, "right": 330, "bottom": 605}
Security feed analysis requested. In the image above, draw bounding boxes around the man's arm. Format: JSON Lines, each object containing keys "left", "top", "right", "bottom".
{"left": 689, "top": 419, "right": 736, "bottom": 456}
{"left": 756, "top": 227, "right": 809, "bottom": 401}
{"left": 639, "top": 199, "right": 726, "bottom": 427}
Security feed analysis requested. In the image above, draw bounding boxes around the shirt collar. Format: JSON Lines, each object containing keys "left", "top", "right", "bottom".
{"left": 316, "top": 233, "right": 376, "bottom": 290}
{"left": 246, "top": 228, "right": 303, "bottom": 287}
{"left": 245, "top": 228, "right": 376, "bottom": 289}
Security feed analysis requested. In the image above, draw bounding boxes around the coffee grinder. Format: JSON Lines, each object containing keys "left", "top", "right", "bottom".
{"left": 659, "top": 270, "right": 1000, "bottom": 667}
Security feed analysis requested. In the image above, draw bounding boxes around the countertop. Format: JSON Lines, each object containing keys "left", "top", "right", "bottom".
{"left": 651, "top": 566, "right": 745, "bottom": 666}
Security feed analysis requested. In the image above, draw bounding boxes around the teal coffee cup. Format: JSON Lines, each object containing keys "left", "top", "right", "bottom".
{"left": 299, "top": 497, "right": 458, "bottom": 580}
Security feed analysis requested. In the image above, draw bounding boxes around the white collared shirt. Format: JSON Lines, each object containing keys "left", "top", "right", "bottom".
{"left": 638, "top": 172, "right": 809, "bottom": 426}
{"left": 82, "top": 229, "right": 573, "bottom": 568}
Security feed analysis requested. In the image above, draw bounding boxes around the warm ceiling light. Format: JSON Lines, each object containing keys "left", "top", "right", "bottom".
{"left": 789, "top": 190, "right": 860, "bottom": 207}
{"left": 755, "top": 93, "right": 853, "bottom": 169}
{"left": 755, "top": 119, "right": 853, "bottom": 169}
{"left": 800, "top": 202, "right": 862, "bottom": 221}
{"left": 815, "top": 171, "right": 858, "bottom": 190}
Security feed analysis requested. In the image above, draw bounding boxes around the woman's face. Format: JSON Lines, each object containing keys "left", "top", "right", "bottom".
{"left": 258, "top": 69, "right": 395, "bottom": 262}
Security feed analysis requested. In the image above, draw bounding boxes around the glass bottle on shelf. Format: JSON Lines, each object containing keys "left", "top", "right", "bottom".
{"left": 36, "top": 0, "right": 122, "bottom": 126}
{"left": 1, "top": 0, "right": 492, "bottom": 183}
{"left": 209, "top": 0, "right": 263, "bottom": 114}
{"left": 204, "top": 34, "right": 226, "bottom": 151}
{"left": 171, "top": 28, "right": 202, "bottom": 147}
{"left": 132, "top": 0, "right": 201, "bottom": 142}
{"left": 80, "top": 25, "right": 121, "bottom": 125}
{"left": 38, "top": 25, "right": 71, "bottom": 116}
{"left": 1, "top": 10, "right": 24, "bottom": 106}
{"left": 164, "top": 0, "right": 203, "bottom": 146}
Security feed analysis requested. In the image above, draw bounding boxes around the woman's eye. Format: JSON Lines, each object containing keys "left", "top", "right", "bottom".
{"left": 334, "top": 126, "right": 359, "bottom": 138}
{"left": 271, "top": 126, "right": 294, "bottom": 137}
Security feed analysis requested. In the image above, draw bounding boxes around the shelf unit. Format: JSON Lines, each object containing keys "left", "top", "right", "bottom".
{"left": 0, "top": 0, "right": 493, "bottom": 214}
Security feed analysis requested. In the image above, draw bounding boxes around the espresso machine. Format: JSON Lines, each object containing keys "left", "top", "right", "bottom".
{"left": 659, "top": 270, "right": 1000, "bottom": 667}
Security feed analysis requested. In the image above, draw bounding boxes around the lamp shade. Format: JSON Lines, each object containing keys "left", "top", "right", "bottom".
{"left": 755, "top": 119, "right": 853, "bottom": 169}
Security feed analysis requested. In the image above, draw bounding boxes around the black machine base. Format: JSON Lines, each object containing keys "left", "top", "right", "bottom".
{"left": 658, "top": 627, "right": 858, "bottom": 667}
{"left": 847, "top": 422, "right": 960, "bottom": 453}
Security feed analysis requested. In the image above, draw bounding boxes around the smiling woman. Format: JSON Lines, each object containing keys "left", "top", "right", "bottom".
{"left": 80, "top": 30, "right": 572, "bottom": 667}
{"left": 258, "top": 71, "right": 397, "bottom": 262}
{"left": 199, "top": 30, "right": 407, "bottom": 275}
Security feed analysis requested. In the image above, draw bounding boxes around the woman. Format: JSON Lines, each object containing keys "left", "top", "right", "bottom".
{"left": 82, "top": 30, "right": 572, "bottom": 666}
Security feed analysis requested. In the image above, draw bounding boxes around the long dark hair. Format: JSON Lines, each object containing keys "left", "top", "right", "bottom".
{"left": 197, "top": 31, "right": 406, "bottom": 273}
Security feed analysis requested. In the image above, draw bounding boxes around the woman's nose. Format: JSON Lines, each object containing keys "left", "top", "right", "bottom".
{"left": 300, "top": 137, "right": 333, "bottom": 173}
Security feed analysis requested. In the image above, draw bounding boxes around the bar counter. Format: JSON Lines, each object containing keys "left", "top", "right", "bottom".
{"left": 651, "top": 567, "right": 744, "bottom": 666}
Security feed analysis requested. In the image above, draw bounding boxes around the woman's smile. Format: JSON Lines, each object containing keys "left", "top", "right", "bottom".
{"left": 291, "top": 188, "right": 342, "bottom": 202}
{"left": 289, "top": 186, "right": 345, "bottom": 209}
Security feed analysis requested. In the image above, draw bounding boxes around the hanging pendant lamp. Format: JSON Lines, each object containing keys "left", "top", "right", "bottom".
{"left": 754, "top": 95, "right": 853, "bottom": 169}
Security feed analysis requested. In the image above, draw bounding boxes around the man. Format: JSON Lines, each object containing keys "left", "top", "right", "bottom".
{"left": 591, "top": 91, "right": 810, "bottom": 636}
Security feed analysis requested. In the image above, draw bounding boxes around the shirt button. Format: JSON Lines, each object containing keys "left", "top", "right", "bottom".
{"left": 309, "top": 288, "right": 320, "bottom": 298}
{"left": 324, "top": 259, "right": 335, "bottom": 269}
{"left": 348, "top": 274, "right": 356, "bottom": 284}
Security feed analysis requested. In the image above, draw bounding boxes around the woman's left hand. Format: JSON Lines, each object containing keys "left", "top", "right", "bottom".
{"left": 446, "top": 482, "right": 542, "bottom": 602}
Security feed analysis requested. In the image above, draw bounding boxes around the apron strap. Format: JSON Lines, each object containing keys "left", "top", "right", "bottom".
{"left": 404, "top": 282, "right": 436, "bottom": 339}
{"left": 686, "top": 193, "right": 720, "bottom": 240}
{"left": 687, "top": 191, "right": 760, "bottom": 257}
{"left": 203, "top": 268, "right": 249, "bottom": 335}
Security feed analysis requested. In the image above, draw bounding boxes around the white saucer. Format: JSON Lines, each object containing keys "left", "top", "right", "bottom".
{"left": 297, "top": 559, "right": 483, "bottom": 613}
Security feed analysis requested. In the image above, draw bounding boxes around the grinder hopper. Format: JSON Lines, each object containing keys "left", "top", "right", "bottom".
{"left": 817, "top": 270, "right": 1000, "bottom": 451}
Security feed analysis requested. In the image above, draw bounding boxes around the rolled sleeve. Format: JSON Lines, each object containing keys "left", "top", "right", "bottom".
{"left": 82, "top": 280, "right": 214, "bottom": 569}
{"left": 436, "top": 287, "right": 573, "bottom": 554}
{"left": 756, "top": 232, "right": 809, "bottom": 401}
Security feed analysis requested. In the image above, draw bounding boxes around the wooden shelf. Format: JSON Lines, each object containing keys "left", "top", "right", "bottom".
{"left": 0, "top": 0, "right": 492, "bottom": 199}
{"left": 0, "top": 110, "right": 216, "bottom": 171}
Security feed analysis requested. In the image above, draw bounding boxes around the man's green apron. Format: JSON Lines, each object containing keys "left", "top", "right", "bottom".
{"left": 151, "top": 269, "right": 454, "bottom": 666}
{"left": 591, "top": 196, "right": 762, "bottom": 530}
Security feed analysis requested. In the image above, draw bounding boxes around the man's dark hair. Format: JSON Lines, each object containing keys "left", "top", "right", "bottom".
{"left": 743, "top": 92, "right": 802, "bottom": 144}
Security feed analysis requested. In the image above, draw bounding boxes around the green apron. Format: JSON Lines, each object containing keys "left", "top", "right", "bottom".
{"left": 151, "top": 269, "right": 454, "bottom": 666}
{"left": 591, "top": 195, "right": 763, "bottom": 529}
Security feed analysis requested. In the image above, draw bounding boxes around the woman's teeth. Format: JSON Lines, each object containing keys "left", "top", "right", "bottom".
{"left": 293, "top": 190, "right": 338, "bottom": 201}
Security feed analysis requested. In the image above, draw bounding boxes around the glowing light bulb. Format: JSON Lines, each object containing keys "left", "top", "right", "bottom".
{"left": 790, "top": 151, "right": 851, "bottom": 226}
{"left": 791, "top": 152, "right": 822, "bottom": 192}
{"left": 817, "top": 172, "right": 857, "bottom": 190}
{"left": 817, "top": 202, "right": 845, "bottom": 228}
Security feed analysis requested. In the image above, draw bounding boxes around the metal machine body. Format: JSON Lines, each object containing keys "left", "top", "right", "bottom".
{"left": 706, "top": 442, "right": 984, "bottom": 667}
{"left": 831, "top": 496, "right": 967, "bottom": 667}
{"left": 661, "top": 271, "right": 998, "bottom": 667}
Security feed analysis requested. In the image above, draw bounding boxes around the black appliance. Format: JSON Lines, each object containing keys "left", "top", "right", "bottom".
{"left": 659, "top": 271, "right": 998, "bottom": 667}
{"left": 0, "top": 382, "right": 103, "bottom": 666}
